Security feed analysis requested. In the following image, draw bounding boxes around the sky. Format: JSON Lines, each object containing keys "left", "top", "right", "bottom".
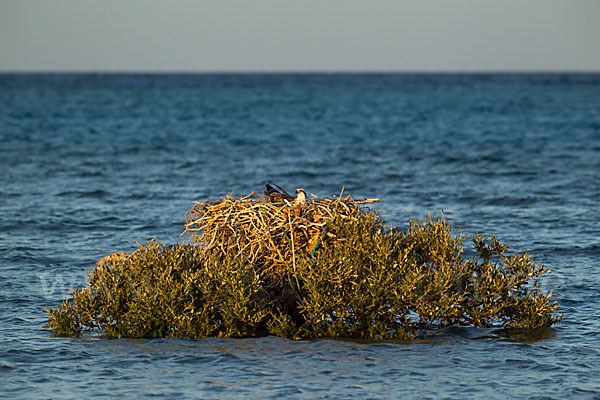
{"left": 1, "top": 0, "right": 599, "bottom": 72}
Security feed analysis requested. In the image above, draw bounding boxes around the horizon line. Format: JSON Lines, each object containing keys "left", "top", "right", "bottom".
{"left": 2, "top": 69, "right": 600, "bottom": 75}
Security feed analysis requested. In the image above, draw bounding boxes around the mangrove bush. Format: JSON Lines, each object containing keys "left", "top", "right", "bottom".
{"left": 46, "top": 190, "right": 561, "bottom": 339}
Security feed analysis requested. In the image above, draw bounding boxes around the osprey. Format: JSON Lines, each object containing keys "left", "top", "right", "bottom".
{"left": 265, "top": 184, "right": 306, "bottom": 204}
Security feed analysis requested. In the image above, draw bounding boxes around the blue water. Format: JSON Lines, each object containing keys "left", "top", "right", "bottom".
{"left": 1, "top": 73, "right": 599, "bottom": 399}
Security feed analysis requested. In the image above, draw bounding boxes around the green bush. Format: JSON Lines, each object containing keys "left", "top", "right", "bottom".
{"left": 46, "top": 241, "right": 267, "bottom": 338}
{"left": 46, "top": 194, "right": 561, "bottom": 339}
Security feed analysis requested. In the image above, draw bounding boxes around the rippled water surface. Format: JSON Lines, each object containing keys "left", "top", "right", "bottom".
{"left": 1, "top": 73, "right": 599, "bottom": 399}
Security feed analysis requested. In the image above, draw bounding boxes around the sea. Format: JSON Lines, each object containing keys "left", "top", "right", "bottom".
{"left": 0, "top": 73, "right": 599, "bottom": 399}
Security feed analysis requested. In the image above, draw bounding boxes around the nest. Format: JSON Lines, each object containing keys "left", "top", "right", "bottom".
{"left": 183, "top": 188, "right": 380, "bottom": 277}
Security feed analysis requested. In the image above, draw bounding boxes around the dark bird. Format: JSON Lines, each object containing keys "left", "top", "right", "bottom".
{"left": 264, "top": 184, "right": 294, "bottom": 203}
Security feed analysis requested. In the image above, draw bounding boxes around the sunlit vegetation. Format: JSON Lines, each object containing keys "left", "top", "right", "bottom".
{"left": 46, "top": 191, "right": 561, "bottom": 339}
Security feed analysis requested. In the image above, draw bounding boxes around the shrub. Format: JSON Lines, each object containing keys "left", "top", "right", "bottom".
{"left": 46, "top": 191, "right": 561, "bottom": 339}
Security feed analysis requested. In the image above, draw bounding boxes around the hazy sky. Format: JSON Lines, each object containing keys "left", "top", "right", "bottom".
{"left": 1, "top": 0, "right": 599, "bottom": 72}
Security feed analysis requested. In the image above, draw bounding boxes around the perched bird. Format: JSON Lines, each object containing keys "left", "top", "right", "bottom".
{"left": 264, "top": 184, "right": 306, "bottom": 204}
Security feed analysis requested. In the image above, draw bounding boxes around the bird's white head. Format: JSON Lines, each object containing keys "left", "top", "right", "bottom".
{"left": 295, "top": 188, "right": 306, "bottom": 203}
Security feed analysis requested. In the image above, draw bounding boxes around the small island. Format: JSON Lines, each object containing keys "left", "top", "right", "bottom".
{"left": 46, "top": 188, "right": 561, "bottom": 340}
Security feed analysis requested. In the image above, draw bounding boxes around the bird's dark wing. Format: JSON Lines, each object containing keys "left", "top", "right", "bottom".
{"left": 264, "top": 184, "right": 282, "bottom": 202}
{"left": 264, "top": 184, "right": 293, "bottom": 202}
{"left": 264, "top": 184, "right": 277, "bottom": 197}
{"left": 273, "top": 184, "right": 294, "bottom": 200}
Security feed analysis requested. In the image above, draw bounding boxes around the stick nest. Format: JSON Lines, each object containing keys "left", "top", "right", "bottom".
{"left": 183, "top": 189, "right": 380, "bottom": 278}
